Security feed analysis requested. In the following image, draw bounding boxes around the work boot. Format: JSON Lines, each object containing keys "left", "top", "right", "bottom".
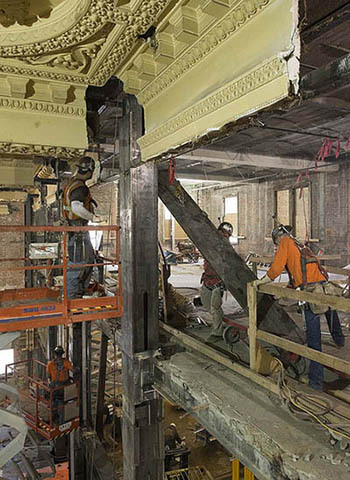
{"left": 206, "top": 334, "right": 222, "bottom": 344}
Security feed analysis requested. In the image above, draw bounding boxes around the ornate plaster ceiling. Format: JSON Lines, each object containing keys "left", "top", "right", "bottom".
{"left": 0, "top": 0, "right": 67, "bottom": 28}
{"left": 0, "top": 0, "right": 300, "bottom": 161}
{"left": 0, "top": 0, "right": 173, "bottom": 84}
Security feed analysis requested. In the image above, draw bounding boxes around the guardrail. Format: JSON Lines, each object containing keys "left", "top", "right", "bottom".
{"left": 5, "top": 359, "right": 80, "bottom": 440}
{"left": 0, "top": 225, "right": 122, "bottom": 331}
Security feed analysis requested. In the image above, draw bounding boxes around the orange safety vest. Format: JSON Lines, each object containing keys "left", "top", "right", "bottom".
{"left": 63, "top": 178, "right": 94, "bottom": 221}
{"left": 267, "top": 236, "right": 327, "bottom": 288}
{"left": 47, "top": 358, "right": 73, "bottom": 383}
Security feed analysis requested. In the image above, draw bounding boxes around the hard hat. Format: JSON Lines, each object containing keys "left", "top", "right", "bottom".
{"left": 76, "top": 156, "right": 95, "bottom": 174}
{"left": 170, "top": 423, "right": 177, "bottom": 429}
{"left": 54, "top": 345, "right": 65, "bottom": 356}
{"left": 218, "top": 222, "right": 233, "bottom": 236}
{"left": 271, "top": 224, "right": 292, "bottom": 245}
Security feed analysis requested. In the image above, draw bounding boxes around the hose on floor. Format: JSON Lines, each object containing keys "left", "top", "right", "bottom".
{"left": 275, "top": 358, "right": 350, "bottom": 441}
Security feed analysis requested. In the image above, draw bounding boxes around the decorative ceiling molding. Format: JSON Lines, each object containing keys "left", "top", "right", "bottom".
{"left": 0, "top": 0, "right": 111, "bottom": 57}
{"left": 0, "top": 97, "right": 85, "bottom": 118}
{"left": 0, "top": 142, "right": 85, "bottom": 159}
{"left": 138, "top": 57, "right": 286, "bottom": 154}
{"left": 0, "top": 0, "right": 87, "bottom": 46}
{"left": 136, "top": 0, "right": 272, "bottom": 106}
{"left": 89, "top": 0, "right": 174, "bottom": 85}
{"left": 0, "top": 0, "right": 54, "bottom": 28}
{"left": 0, "top": 0, "right": 172, "bottom": 85}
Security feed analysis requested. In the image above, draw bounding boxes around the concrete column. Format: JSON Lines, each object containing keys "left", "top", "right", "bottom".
{"left": 119, "top": 96, "right": 163, "bottom": 479}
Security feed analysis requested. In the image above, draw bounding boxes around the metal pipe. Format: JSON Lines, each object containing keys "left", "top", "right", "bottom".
{"left": 82, "top": 322, "right": 87, "bottom": 425}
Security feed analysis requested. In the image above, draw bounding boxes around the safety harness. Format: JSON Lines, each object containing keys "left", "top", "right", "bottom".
{"left": 286, "top": 237, "right": 328, "bottom": 288}
{"left": 63, "top": 179, "right": 94, "bottom": 221}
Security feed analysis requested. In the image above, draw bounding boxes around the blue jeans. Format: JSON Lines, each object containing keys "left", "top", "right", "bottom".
{"left": 325, "top": 310, "right": 345, "bottom": 346}
{"left": 67, "top": 232, "right": 95, "bottom": 298}
{"left": 304, "top": 308, "right": 345, "bottom": 390}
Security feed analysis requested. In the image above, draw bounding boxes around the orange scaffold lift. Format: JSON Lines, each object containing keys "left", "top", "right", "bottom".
{"left": 1, "top": 224, "right": 122, "bottom": 439}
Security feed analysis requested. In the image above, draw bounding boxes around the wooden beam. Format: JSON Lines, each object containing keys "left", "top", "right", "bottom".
{"left": 259, "top": 283, "right": 350, "bottom": 311}
{"left": 247, "top": 284, "right": 257, "bottom": 372}
{"left": 160, "top": 322, "right": 279, "bottom": 395}
{"left": 301, "top": 52, "right": 350, "bottom": 97}
{"left": 178, "top": 150, "right": 315, "bottom": 169}
{"left": 257, "top": 330, "right": 350, "bottom": 376}
{"left": 158, "top": 172, "right": 304, "bottom": 341}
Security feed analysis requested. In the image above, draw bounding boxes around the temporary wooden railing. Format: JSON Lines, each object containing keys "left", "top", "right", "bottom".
{"left": 249, "top": 255, "right": 345, "bottom": 277}
{"left": 247, "top": 282, "right": 350, "bottom": 376}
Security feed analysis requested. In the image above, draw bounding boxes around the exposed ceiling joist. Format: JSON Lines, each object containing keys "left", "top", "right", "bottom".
{"left": 178, "top": 149, "right": 315, "bottom": 170}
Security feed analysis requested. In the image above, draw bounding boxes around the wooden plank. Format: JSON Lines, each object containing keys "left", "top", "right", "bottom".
{"left": 258, "top": 283, "right": 350, "bottom": 311}
{"left": 250, "top": 255, "right": 341, "bottom": 264}
{"left": 247, "top": 284, "right": 257, "bottom": 372}
{"left": 257, "top": 330, "right": 350, "bottom": 376}
{"left": 324, "top": 265, "right": 350, "bottom": 277}
{"left": 160, "top": 322, "right": 279, "bottom": 395}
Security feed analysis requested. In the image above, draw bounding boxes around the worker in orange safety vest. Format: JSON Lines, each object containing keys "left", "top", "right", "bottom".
{"left": 47, "top": 346, "right": 74, "bottom": 424}
{"left": 254, "top": 225, "right": 345, "bottom": 391}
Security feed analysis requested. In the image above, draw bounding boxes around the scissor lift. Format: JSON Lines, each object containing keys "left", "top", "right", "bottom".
{"left": 5, "top": 359, "right": 80, "bottom": 440}
{"left": 0, "top": 225, "right": 122, "bottom": 331}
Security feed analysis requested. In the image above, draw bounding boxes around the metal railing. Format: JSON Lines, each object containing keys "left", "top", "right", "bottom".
{"left": 5, "top": 359, "right": 80, "bottom": 440}
{"left": 165, "top": 466, "right": 213, "bottom": 480}
{"left": 0, "top": 225, "right": 122, "bottom": 332}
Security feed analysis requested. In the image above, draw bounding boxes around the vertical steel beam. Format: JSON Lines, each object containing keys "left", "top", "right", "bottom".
{"left": 95, "top": 332, "right": 108, "bottom": 440}
{"left": 120, "top": 95, "right": 163, "bottom": 480}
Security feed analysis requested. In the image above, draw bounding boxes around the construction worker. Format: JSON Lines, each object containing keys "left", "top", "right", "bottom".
{"left": 47, "top": 346, "right": 74, "bottom": 424}
{"left": 201, "top": 222, "right": 233, "bottom": 343}
{"left": 63, "top": 156, "right": 100, "bottom": 298}
{"left": 254, "top": 225, "right": 345, "bottom": 391}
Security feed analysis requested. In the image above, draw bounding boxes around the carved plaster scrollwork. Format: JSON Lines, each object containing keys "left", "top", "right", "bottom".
{"left": 138, "top": 57, "right": 285, "bottom": 150}
{"left": 137, "top": 0, "right": 272, "bottom": 106}
{"left": 0, "top": 0, "right": 172, "bottom": 85}
{"left": 0, "top": 142, "right": 84, "bottom": 159}
{"left": 23, "top": 37, "right": 107, "bottom": 73}
{"left": 0, "top": 0, "right": 118, "bottom": 57}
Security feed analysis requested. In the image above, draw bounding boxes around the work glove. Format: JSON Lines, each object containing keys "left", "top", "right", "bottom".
{"left": 252, "top": 275, "right": 271, "bottom": 288}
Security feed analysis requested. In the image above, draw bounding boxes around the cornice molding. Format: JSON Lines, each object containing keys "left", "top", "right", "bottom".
{"left": 0, "top": 63, "right": 87, "bottom": 84}
{"left": 0, "top": 97, "right": 85, "bottom": 118}
{"left": 90, "top": 0, "right": 174, "bottom": 85}
{"left": 0, "top": 142, "right": 85, "bottom": 159}
{"left": 138, "top": 57, "right": 285, "bottom": 150}
{"left": 136, "top": 0, "right": 272, "bottom": 106}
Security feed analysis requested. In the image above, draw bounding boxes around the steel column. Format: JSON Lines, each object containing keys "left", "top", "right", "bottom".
{"left": 95, "top": 332, "right": 108, "bottom": 440}
{"left": 120, "top": 95, "right": 163, "bottom": 480}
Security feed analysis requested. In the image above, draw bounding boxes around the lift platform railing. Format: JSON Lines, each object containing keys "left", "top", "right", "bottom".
{"left": 5, "top": 359, "right": 80, "bottom": 440}
{"left": 164, "top": 466, "right": 213, "bottom": 480}
{"left": 247, "top": 282, "right": 350, "bottom": 377}
{"left": 0, "top": 225, "right": 122, "bottom": 332}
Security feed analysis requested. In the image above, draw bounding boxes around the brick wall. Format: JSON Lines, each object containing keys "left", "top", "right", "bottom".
{"left": 0, "top": 202, "right": 25, "bottom": 289}
{"left": 197, "top": 163, "right": 350, "bottom": 266}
